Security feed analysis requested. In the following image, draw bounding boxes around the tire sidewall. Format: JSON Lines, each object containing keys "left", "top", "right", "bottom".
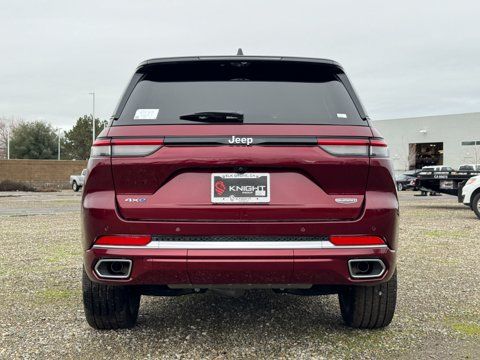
{"left": 339, "top": 270, "right": 397, "bottom": 329}
{"left": 473, "top": 193, "right": 480, "bottom": 219}
{"left": 82, "top": 268, "right": 140, "bottom": 329}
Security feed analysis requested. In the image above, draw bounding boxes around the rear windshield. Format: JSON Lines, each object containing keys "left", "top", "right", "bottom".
{"left": 114, "top": 60, "right": 365, "bottom": 126}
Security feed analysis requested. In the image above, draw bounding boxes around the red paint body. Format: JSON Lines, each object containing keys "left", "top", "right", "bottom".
{"left": 82, "top": 57, "right": 398, "bottom": 289}
{"left": 82, "top": 123, "right": 398, "bottom": 287}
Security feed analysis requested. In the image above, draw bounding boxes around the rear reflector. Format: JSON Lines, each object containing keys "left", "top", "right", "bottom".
{"left": 95, "top": 235, "right": 152, "bottom": 246}
{"left": 330, "top": 235, "right": 385, "bottom": 246}
{"left": 90, "top": 138, "right": 164, "bottom": 158}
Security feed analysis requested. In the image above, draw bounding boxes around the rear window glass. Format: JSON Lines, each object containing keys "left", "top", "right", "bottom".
{"left": 114, "top": 61, "right": 365, "bottom": 126}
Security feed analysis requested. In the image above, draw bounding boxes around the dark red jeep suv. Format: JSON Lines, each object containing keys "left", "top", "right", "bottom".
{"left": 82, "top": 56, "right": 398, "bottom": 330}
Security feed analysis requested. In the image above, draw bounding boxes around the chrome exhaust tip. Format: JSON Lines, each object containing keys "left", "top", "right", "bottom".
{"left": 348, "top": 259, "right": 386, "bottom": 279}
{"left": 94, "top": 259, "right": 132, "bottom": 279}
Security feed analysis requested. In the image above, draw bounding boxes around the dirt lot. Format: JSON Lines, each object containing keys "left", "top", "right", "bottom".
{"left": 0, "top": 191, "right": 479, "bottom": 359}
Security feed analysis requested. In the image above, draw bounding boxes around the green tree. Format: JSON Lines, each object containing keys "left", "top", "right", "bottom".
{"left": 9, "top": 121, "right": 58, "bottom": 159}
{"left": 63, "top": 115, "right": 108, "bottom": 160}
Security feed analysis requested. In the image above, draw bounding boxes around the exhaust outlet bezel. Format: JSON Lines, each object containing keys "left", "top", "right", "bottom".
{"left": 348, "top": 259, "right": 386, "bottom": 279}
{"left": 94, "top": 259, "right": 132, "bottom": 279}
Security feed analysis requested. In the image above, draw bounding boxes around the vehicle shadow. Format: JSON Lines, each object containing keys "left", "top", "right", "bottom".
{"left": 137, "top": 290, "right": 348, "bottom": 341}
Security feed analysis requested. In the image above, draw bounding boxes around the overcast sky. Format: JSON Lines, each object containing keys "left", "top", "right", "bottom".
{"left": 0, "top": 0, "right": 479, "bottom": 129}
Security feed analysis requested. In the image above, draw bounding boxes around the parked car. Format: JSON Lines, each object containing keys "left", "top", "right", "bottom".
{"left": 82, "top": 55, "right": 398, "bottom": 330}
{"left": 458, "top": 164, "right": 480, "bottom": 172}
{"left": 461, "top": 175, "right": 480, "bottom": 219}
{"left": 70, "top": 169, "right": 86, "bottom": 192}
{"left": 421, "top": 165, "right": 454, "bottom": 172}
{"left": 395, "top": 173, "right": 417, "bottom": 191}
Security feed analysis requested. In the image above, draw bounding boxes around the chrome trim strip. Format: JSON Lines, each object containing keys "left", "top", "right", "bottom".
{"left": 168, "top": 284, "right": 313, "bottom": 289}
{"left": 348, "top": 259, "right": 386, "bottom": 279}
{"left": 92, "top": 241, "right": 388, "bottom": 250}
{"left": 94, "top": 259, "right": 132, "bottom": 279}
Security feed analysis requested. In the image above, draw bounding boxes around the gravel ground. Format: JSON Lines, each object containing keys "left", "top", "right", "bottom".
{"left": 0, "top": 191, "right": 479, "bottom": 359}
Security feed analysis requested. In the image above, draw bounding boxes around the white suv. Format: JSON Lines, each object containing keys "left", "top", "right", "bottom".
{"left": 462, "top": 175, "right": 480, "bottom": 219}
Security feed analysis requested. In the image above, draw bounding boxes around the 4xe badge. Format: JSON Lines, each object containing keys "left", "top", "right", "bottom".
{"left": 124, "top": 197, "right": 147, "bottom": 203}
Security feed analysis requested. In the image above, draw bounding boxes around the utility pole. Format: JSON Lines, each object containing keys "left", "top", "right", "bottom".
{"left": 7, "top": 128, "right": 10, "bottom": 160}
{"left": 57, "top": 129, "right": 62, "bottom": 160}
{"left": 475, "top": 142, "right": 479, "bottom": 167}
{"left": 89, "top": 92, "right": 96, "bottom": 144}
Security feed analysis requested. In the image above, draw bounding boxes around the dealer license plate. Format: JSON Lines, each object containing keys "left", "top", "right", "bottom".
{"left": 211, "top": 173, "right": 270, "bottom": 203}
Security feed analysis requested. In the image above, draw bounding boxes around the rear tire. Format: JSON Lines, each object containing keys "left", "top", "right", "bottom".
{"left": 82, "top": 269, "right": 140, "bottom": 330}
{"left": 397, "top": 183, "right": 403, "bottom": 191}
{"left": 472, "top": 193, "right": 480, "bottom": 219}
{"left": 72, "top": 181, "right": 79, "bottom": 192}
{"left": 338, "top": 271, "right": 397, "bottom": 329}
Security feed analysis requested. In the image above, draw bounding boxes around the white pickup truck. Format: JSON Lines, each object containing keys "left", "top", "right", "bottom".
{"left": 69, "top": 169, "right": 87, "bottom": 192}
{"left": 462, "top": 175, "right": 480, "bottom": 219}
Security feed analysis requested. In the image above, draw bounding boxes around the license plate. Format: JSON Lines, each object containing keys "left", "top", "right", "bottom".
{"left": 440, "top": 180, "right": 454, "bottom": 189}
{"left": 211, "top": 173, "right": 270, "bottom": 203}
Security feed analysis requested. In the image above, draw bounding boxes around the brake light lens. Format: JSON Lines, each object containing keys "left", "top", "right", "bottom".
{"left": 90, "top": 139, "right": 111, "bottom": 157}
{"left": 330, "top": 235, "right": 385, "bottom": 246}
{"left": 317, "top": 139, "right": 389, "bottom": 158}
{"left": 95, "top": 235, "right": 152, "bottom": 246}
{"left": 90, "top": 138, "right": 164, "bottom": 158}
{"left": 369, "top": 139, "right": 389, "bottom": 158}
{"left": 466, "top": 176, "right": 478, "bottom": 185}
{"left": 318, "top": 139, "right": 369, "bottom": 156}
{"left": 111, "top": 139, "right": 164, "bottom": 157}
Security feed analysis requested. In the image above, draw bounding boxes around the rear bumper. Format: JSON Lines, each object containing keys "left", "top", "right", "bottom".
{"left": 82, "top": 189, "right": 398, "bottom": 287}
{"left": 84, "top": 243, "right": 396, "bottom": 286}
{"left": 462, "top": 185, "right": 475, "bottom": 204}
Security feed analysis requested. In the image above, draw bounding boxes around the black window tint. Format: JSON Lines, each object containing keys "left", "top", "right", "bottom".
{"left": 114, "top": 61, "right": 365, "bottom": 126}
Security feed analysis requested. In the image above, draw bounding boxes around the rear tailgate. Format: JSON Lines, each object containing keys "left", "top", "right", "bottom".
{"left": 108, "top": 124, "right": 373, "bottom": 221}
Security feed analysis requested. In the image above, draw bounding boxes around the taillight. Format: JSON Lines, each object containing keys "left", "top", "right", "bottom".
{"left": 95, "top": 235, "right": 152, "bottom": 246}
{"left": 318, "top": 139, "right": 369, "bottom": 156}
{"left": 369, "top": 139, "right": 389, "bottom": 158}
{"left": 330, "top": 235, "right": 385, "bottom": 246}
{"left": 111, "top": 139, "right": 164, "bottom": 157}
{"left": 466, "top": 176, "right": 478, "bottom": 185}
{"left": 90, "top": 139, "right": 111, "bottom": 157}
{"left": 90, "top": 138, "right": 164, "bottom": 158}
{"left": 317, "top": 138, "right": 389, "bottom": 158}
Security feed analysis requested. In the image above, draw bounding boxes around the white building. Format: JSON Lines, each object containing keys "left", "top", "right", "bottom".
{"left": 373, "top": 112, "right": 480, "bottom": 173}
